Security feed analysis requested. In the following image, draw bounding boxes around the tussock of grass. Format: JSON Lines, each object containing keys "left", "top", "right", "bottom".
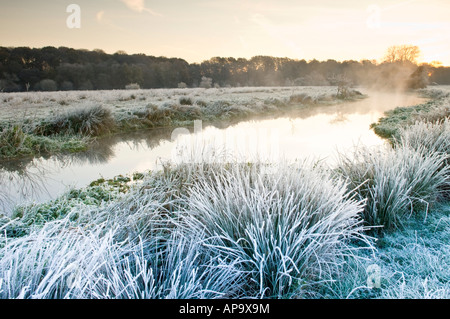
{"left": 37, "top": 105, "right": 115, "bottom": 137}
{"left": 0, "top": 125, "right": 38, "bottom": 157}
{"left": 289, "top": 93, "right": 315, "bottom": 104}
{"left": 180, "top": 162, "right": 370, "bottom": 298}
{"left": 337, "top": 144, "right": 448, "bottom": 232}
{"left": 395, "top": 119, "right": 450, "bottom": 158}
{"left": 0, "top": 106, "right": 111, "bottom": 159}
{"left": 0, "top": 220, "right": 243, "bottom": 299}
{"left": 179, "top": 97, "right": 193, "bottom": 105}
{"left": 122, "top": 103, "right": 203, "bottom": 130}
{"left": 0, "top": 124, "right": 88, "bottom": 159}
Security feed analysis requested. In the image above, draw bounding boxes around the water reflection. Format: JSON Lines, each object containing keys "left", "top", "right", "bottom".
{"left": 0, "top": 127, "right": 176, "bottom": 214}
{"left": 0, "top": 90, "right": 428, "bottom": 215}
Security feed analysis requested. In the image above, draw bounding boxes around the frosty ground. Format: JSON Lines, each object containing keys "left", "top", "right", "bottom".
{"left": 0, "top": 85, "right": 448, "bottom": 299}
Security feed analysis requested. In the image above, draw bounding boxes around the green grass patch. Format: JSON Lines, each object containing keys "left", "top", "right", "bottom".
{"left": 371, "top": 99, "right": 449, "bottom": 140}
{"left": 2, "top": 173, "right": 135, "bottom": 239}
{"left": 0, "top": 124, "right": 89, "bottom": 159}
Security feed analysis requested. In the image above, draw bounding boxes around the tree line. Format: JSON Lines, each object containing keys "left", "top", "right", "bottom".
{"left": 0, "top": 45, "right": 448, "bottom": 92}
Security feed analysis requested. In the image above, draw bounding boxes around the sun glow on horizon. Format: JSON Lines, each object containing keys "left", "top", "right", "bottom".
{"left": 0, "top": 1, "right": 449, "bottom": 66}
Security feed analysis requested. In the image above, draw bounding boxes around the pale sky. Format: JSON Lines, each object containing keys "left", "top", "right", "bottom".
{"left": 1, "top": 0, "right": 450, "bottom": 65}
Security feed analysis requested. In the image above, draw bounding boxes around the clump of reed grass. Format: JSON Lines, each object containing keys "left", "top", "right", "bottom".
{"left": 395, "top": 118, "right": 450, "bottom": 157}
{"left": 289, "top": 93, "right": 314, "bottom": 104}
{"left": 37, "top": 105, "right": 115, "bottom": 137}
{"left": 130, "top": 103, "right": 202, "bottom": 128}
{"left": 336, "top": 144, "right": 448, "bottom": 232}
{"left": 0, "top": 125, "right": 34, "bottom": 157}
{"left": 394, "top": 119, "right": 450, "bottom": 198}
{"left": 179, "top": 97, "right": 193, "bottom": 105}
{"left": 0, "top": 219, "right": 244, "bottom": 299}
{"left": 0, "top": 124, "right": 89, "bottom": 159}
{"left": 177, "top": 162, "right": 371, "bottom": 298}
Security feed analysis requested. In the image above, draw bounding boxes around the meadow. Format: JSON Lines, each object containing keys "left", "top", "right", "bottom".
{"left": 0, "top": 85, "right": 448, "bottom": 299}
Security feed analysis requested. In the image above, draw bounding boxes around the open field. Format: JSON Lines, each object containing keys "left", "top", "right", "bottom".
{"left": 0, "top": 86, "right": 348, "bottom": 122}
{"left": 0, "top": 86, "right": 364, "bottom": 159}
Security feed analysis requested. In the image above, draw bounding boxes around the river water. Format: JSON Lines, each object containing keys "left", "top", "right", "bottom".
{"left": 0, "top": 90, "right": 428, "bottom": 215}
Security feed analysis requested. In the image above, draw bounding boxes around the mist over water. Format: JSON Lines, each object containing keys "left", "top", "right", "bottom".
{"left": 0, "top": 90, "right": 428, "bottom": 215}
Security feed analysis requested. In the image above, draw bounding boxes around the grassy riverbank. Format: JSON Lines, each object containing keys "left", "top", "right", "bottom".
{"left": 370, "top": 87, "right": 450, "bottom": 140}
{"left": 0, "top": 86, "right": 364, "bottom": 160}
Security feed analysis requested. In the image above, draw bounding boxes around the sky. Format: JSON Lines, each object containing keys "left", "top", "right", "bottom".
{"left": 1, "top": 0, "right": 450, "bottom": 65}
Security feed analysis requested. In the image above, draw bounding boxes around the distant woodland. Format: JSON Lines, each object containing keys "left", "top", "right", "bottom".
{"left": 1, "top": 46, "right": 449, "bottom": 92}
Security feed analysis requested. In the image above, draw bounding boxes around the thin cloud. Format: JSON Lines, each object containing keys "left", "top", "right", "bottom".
{"left": 95, "top": 10, "right": 124, "bottom": 31}
{"left": 250, "top": 13, "right": 305, "bottom": 56}
{"left": 120, "top": 0, "right": 163, "bottom": 16}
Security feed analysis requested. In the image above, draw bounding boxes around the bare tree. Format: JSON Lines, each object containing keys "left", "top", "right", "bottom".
{"left": 383, "top": 45, "right": 421, "bottom": 64}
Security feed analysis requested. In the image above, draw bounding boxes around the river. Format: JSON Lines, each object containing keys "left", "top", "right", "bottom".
{"left": 0, "top": 90, "right": 428, "bottom": 215}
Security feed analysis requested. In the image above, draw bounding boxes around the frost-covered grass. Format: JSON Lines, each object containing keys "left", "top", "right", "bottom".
{"left": 324, "top": 202, "right": 450, "bottom": 299}
{"left": 178, "top": 162, "right": 370, "bottom": 298}
{"left": 0, "top": 124, "right": 89, "bottom": 159}
{"left": 371, "top": 88, "right": 450, "bottom": 140}
{"left": 321, "top": 116, "right": 450, "bottom": 298}
{"left": 395, "top": 119, "right": 450, "bottom": 165}
{"left": 323, "top": 105, "right": 449, "bottom": 299}
{"left": 2, "top": 141, "right": 446, "bottom": 299}
{"left": 0, "top": 86, "right": 344, "bottom": 126}
{"left": 0, "top": 160, "right": 373, "bottom": 299}
{"left": 374, "top": 206, "right": 450, "bottom": 299}
{"left": 0, "top": 220, "right": 243, "bottom": 299}
{"left": 336, "top": 143, "right": 449, "bottom": 231}
{"left": 36, "top": 104, "right": 115, "bottom": 137}
{"left": 368, "top": 87, "right": 450, "bottom": 202}
{"left": 0, "top": 86, "right": 343, "bottom": 122}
